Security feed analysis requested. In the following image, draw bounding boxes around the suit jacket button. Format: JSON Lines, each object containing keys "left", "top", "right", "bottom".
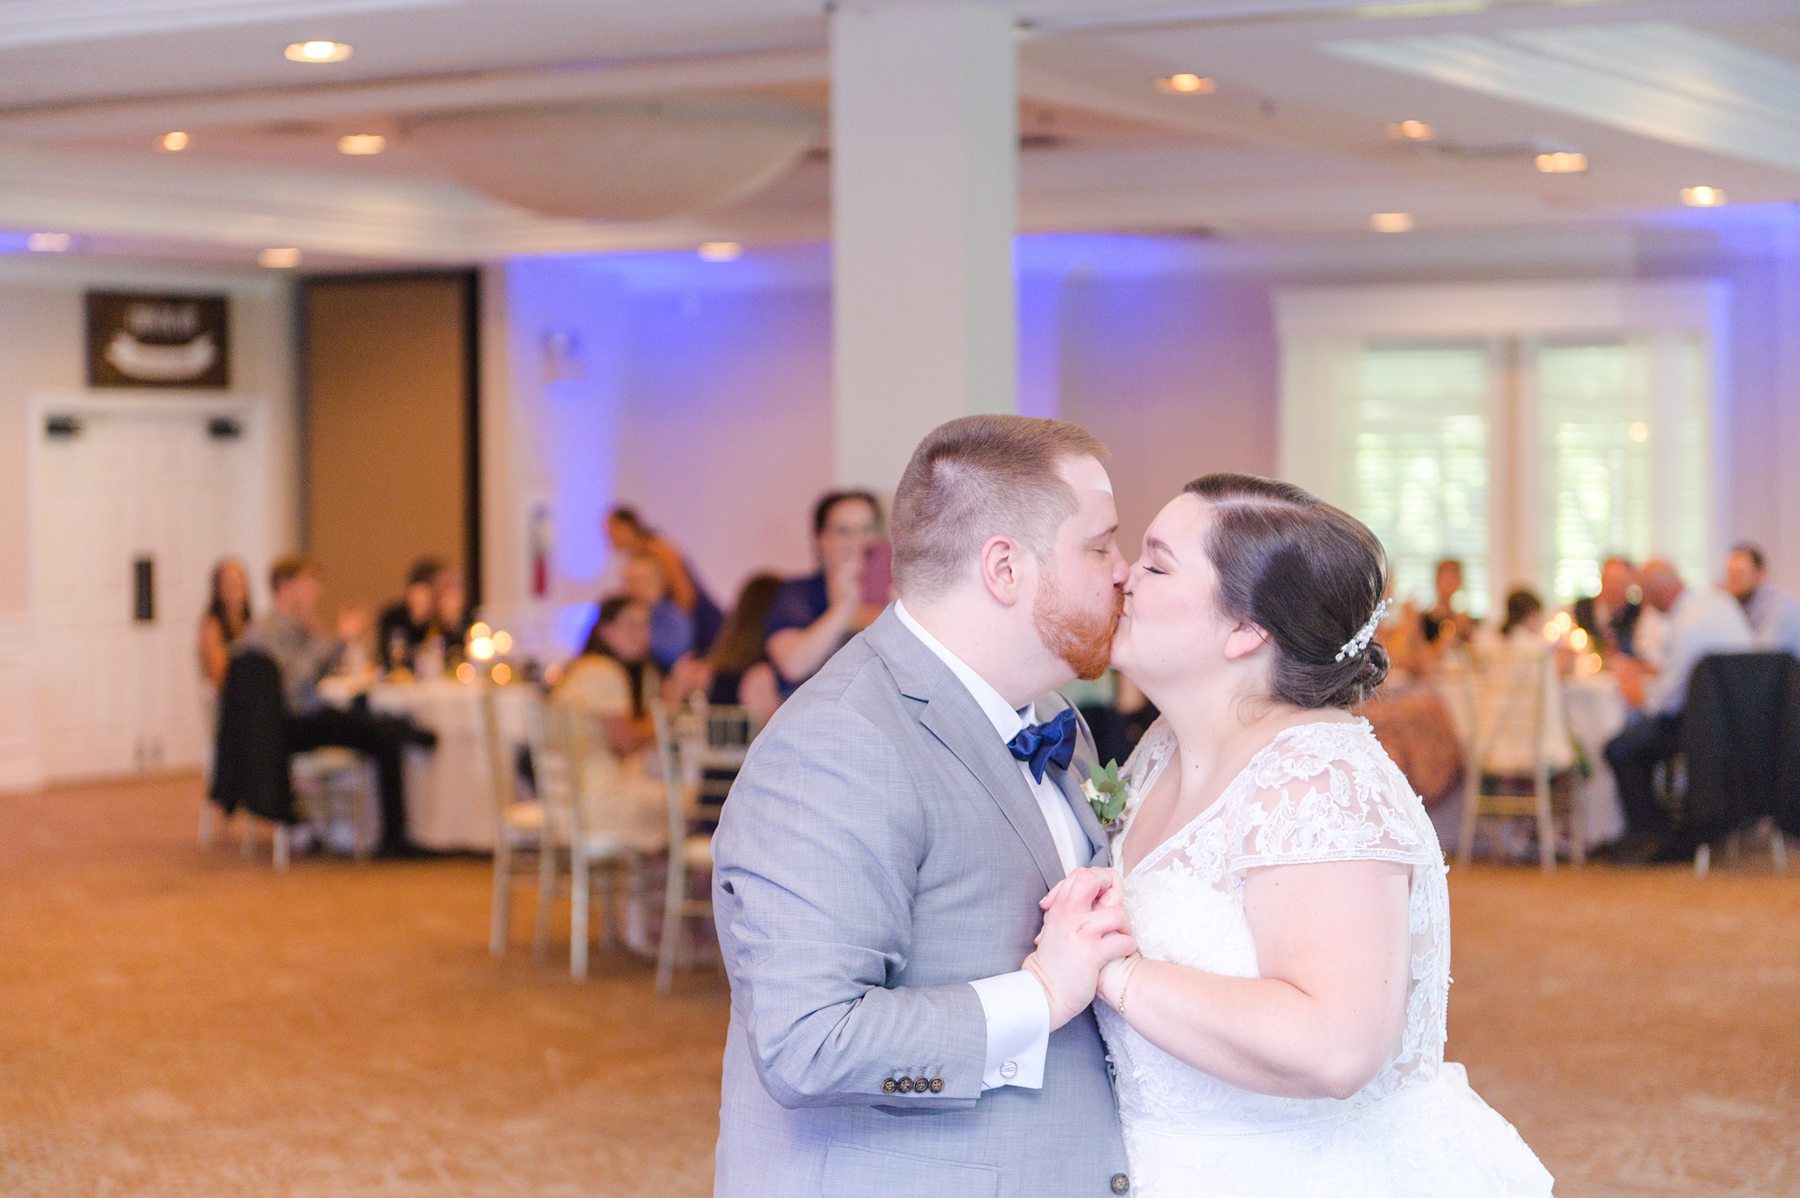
{"left": 881, "top": 1078, "right": 898, "bottom": 1094}
{"left": 1110, "top": 1174, "right": 1130, "bottom": 1194}
{"left": 929, "top": 1077, "right": 944, "bottom": 1094}
{"left": 912, "top": 1076, "right": 931, "bottom": 1094}
{"left": 896, "top": 1076, "right": 914, "bottom": 1093}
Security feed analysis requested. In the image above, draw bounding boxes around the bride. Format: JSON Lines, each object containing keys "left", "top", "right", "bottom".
{"left": 1033, "top": 474, "right": 1553, "bottom": 1197}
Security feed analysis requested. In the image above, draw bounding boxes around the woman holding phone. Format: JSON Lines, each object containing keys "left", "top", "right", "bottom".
{"left": 763, "top": 489, "right": 892, "bottom": 698}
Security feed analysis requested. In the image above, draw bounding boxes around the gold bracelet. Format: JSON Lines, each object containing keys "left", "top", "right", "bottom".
{"left": 1115, "top": 954, "right": 1145, "bottom": 1016}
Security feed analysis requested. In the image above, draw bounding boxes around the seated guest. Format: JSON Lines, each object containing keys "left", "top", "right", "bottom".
{"left": 1499, "top": 587, "right": 1545, "bottom": 640}
{"left": 587, "top": 552, "right": 693, "bottom": 672}
{"left": 1497, "top": 587, "right": 1573, "bottom": 672}
{"left": 605, "top": 506, "right": 726, "bottom": 653}
{"left": 377, "top": 557, "right": 447, "bottom": 671}
{"left": 1601, "top": 559, "right": 1753, "bottom": 862}
{"left": 765, "top": 489, "right": 889, "bottom": 698}
{"left": 1420, "top": 557, "right": 1476, "bottom": 646}
{"left": 1573, "top": 555, "right": 1643, "bottom": 659}
{"left": 433, "top": 566, "right": 471, "bottom": 648}
{"left": 1723, "top": 542, "right": 1800, "bottom": 658}
{"left": 237, "top": 556, "right": 432, "bottom": 858}
{"left": 197, "top": 557, "right": 252, "bottom": 693}
{"left": 553, "top": 596, "right": 666, "bottom": 851}
{"left": 1487, "top": 588, "right": 1577, "bottom": 776}
{"left": 703, "top": 573, "right": 783, "bottom": 724}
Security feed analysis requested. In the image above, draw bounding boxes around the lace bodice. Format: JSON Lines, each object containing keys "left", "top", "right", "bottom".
{"left": 1096, "top": 717, "right": 1452, "bottom": 1134}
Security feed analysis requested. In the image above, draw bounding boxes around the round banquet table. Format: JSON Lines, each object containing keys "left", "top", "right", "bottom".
{"left": 317, "top": 675, "right": 534, "bottom": 852}
{"left": 1361, "top": 668, "right": 1628, "bottom": 850}
{"left": 1360, "top": 679, "right": 1466, "bottom": 807}
{"left": 1561, "top": 672, "right": 1628, "bottom": 848}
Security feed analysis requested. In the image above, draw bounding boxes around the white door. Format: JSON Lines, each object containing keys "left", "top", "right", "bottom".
{"left": 32, "top": 405, "right": 260, "bottom": 782}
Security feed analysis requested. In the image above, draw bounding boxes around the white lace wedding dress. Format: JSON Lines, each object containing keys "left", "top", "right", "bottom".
{"left": 1096, "top": 718, "right": 1554, "bottom": 1197}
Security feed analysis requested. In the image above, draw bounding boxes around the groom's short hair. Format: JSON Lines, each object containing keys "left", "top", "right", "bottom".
{"left": 891, "top": 415, "right": 1107, "bottom": 599}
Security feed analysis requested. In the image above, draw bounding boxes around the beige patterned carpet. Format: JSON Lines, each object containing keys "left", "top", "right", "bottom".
{"left": 1, "top": 774, "right": 1794, "bottom": 1197}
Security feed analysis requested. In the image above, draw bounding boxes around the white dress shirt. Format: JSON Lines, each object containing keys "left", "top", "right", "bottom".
{"left": 1645, "top": 585, "right": 1755, "bottom": 715}
{"left": 1743, "top": 584, "right": 1800, "bottom": 659}
{"left": 893, "top": 601, "right": 1088, "bottom": 1093}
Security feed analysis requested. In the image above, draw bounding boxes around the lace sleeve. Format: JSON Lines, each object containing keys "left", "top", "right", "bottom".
{"left": 1119, "top": 717, "right": 1177, "bottom": 818}
{"left": 1227, "top": 727, "right": 1439, "bottom": 878}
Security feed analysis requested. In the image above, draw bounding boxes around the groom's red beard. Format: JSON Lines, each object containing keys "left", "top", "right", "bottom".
{"left": 1034, "top": 575, "right": 1122, "bottom": 682}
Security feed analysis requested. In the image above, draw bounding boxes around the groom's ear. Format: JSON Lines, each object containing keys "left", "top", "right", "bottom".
{"left": 979, "top": 534, "right": 1026, "bottom": 607}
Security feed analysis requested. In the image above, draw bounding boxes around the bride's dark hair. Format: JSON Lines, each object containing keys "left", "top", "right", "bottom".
{"left": 1185, "top": 473, "right": 1389, "bottom": 710}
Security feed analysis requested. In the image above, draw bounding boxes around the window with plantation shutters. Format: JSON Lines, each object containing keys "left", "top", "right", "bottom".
{"left": 1277, "top": 283, "right": 1719, "bottom": 614}
{"left": 1348, "top": 343, "right": 1493, "bottom": 614}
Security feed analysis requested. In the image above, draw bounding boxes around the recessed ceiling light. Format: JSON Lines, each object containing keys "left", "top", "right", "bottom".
{"left": 1370, "top": 212, "right": 1414, "bottom": 233}
{"left": 27, "top": 232, "right": 71, "bottom": 253}
{"left": 337, "top": 134, "right": 385, "bottom": 156}
{"left": 698, "top": 241, "right": 742, "bottom": 262}
{"left": 1679, "top": 185, "right": 1726, "bottom": 207}
{"left": 158, "top": 131, "right": 189, "bottom": 152}
{"left": 1385, "top": 119, "right": 1433, "bottom": 141}
{"left": 1627, "top": 421, "right": 1649, "bottom": 443}
{"left": 1534, "top": 151, "right": 1588, "bottom": 174}
{"left": 284, "top": 40, "right": 352, "bottom": 63}
{"left": 1155, "top": 73, "right": 1216, "bottom": 95}
{"left": 258, "top": 247, "right": 302, "bottom": 269}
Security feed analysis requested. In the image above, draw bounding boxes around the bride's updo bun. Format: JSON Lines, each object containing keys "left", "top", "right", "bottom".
{"left": 1185, "top": 473, "right": 1390, "bottom": 711}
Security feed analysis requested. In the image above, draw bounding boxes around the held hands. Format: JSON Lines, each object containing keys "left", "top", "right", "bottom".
{"left": 1022, "top": 867, "right": 1136, "bottom": 1031}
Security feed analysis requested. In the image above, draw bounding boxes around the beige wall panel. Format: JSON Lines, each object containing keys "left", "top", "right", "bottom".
{"left": 304, "top": 276, "right": 469, "bottom": 615}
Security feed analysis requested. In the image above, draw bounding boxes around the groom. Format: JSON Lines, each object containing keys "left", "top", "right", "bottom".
{"left": 712, "top": 415, "right": 1135, "bottom": 1197}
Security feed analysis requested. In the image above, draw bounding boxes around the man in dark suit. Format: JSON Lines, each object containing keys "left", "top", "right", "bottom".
{"left": 237, "top": 556, "right": 432, "bottom": 857}
{"left": 1574, "top": 555, "right": 1643, "bottom": 659}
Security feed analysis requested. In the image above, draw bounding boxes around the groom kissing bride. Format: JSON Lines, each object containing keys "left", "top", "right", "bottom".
{"left": 711, "top": 415, "right": 1553, "bottom": 1198}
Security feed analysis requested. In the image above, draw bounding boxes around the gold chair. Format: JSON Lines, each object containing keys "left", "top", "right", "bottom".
{"left": 1457, "top": 642, "right": 1581, "bottom": 872}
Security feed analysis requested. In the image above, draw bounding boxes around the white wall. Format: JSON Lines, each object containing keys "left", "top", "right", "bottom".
{"left": 617, "top": 283, "right": 835, "bottom": 599}
{"left": 482, "top": 220, "right": 1800, "bottom": 643}
{"left": 487, "top": 243, "right": 1285, "bottom": 621}
{"left": 0, "top": 256, "right": 298, "bottom": 790}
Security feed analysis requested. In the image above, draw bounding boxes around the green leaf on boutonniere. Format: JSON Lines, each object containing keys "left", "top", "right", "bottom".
{"left": 1081, "top": 759, "right": 1129, "bottom": 827}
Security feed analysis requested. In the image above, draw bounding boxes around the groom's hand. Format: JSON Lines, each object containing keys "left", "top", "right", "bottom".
{"left": 1022, "top": 868, "right": 1136, "bottom": 1031}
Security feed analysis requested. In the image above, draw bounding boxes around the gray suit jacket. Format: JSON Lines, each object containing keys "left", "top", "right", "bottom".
{"left": 712, "top": 608, "right": 1129, "bottom": 1197}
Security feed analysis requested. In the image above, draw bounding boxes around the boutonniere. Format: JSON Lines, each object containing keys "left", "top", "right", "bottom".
{"left": 1080, "top": 760, "right": 1128, "bottom": 827}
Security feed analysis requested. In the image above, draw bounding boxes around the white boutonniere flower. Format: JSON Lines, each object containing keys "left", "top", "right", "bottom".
{"left": 1082, "top": 760, "right": 1128, "bottom": 827}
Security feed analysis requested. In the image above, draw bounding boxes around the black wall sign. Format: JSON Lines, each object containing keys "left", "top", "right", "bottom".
{"left": 86, "top": 291, "right": 230, "bottom": 389}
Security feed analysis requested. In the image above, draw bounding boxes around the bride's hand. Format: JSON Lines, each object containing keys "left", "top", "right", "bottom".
{"left": 1022, "top": 869, "right": 1137, "bottom": 1030}
{"left": 1034, "top": 867, "right": 1127, "bottom": 946}
{"left": 1040, "top": 866, "right": 1125, "bottom": 913}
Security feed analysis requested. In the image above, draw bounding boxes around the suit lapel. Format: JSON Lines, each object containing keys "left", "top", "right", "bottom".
{"left": 870, "top": 610, "right": 1066, "bottom": 889}
{"left": 916, "top": 702, "right": 1066, "bottom": 888}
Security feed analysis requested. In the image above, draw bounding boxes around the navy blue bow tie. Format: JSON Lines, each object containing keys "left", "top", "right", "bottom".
{"left": 1007, "top": 707, "right": 1077, "bottom": 783}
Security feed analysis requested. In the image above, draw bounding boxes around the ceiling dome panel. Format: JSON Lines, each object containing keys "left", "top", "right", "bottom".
{"left": 403, "top": 98, "right": 819, "bottom": 221}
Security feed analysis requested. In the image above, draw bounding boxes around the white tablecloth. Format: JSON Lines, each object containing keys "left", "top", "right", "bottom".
{"left": 1562, "top": 673, "right": 1627, "bottom": 847}
{"left": 318, "top": 675, "right": 533, "bottom": 852}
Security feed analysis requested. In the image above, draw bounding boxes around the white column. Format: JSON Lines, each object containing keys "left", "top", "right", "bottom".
{"left": 830, "top": 0, "right": 1019, "bottom": 492}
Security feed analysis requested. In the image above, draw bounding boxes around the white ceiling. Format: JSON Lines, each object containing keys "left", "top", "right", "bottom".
{"left": 1, "top": 0, "right": 1797, "bottom": 270}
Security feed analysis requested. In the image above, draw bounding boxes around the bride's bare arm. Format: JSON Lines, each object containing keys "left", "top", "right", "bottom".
{"left": 1094, "top": 859, "right": 1410, "bottom": 1100}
